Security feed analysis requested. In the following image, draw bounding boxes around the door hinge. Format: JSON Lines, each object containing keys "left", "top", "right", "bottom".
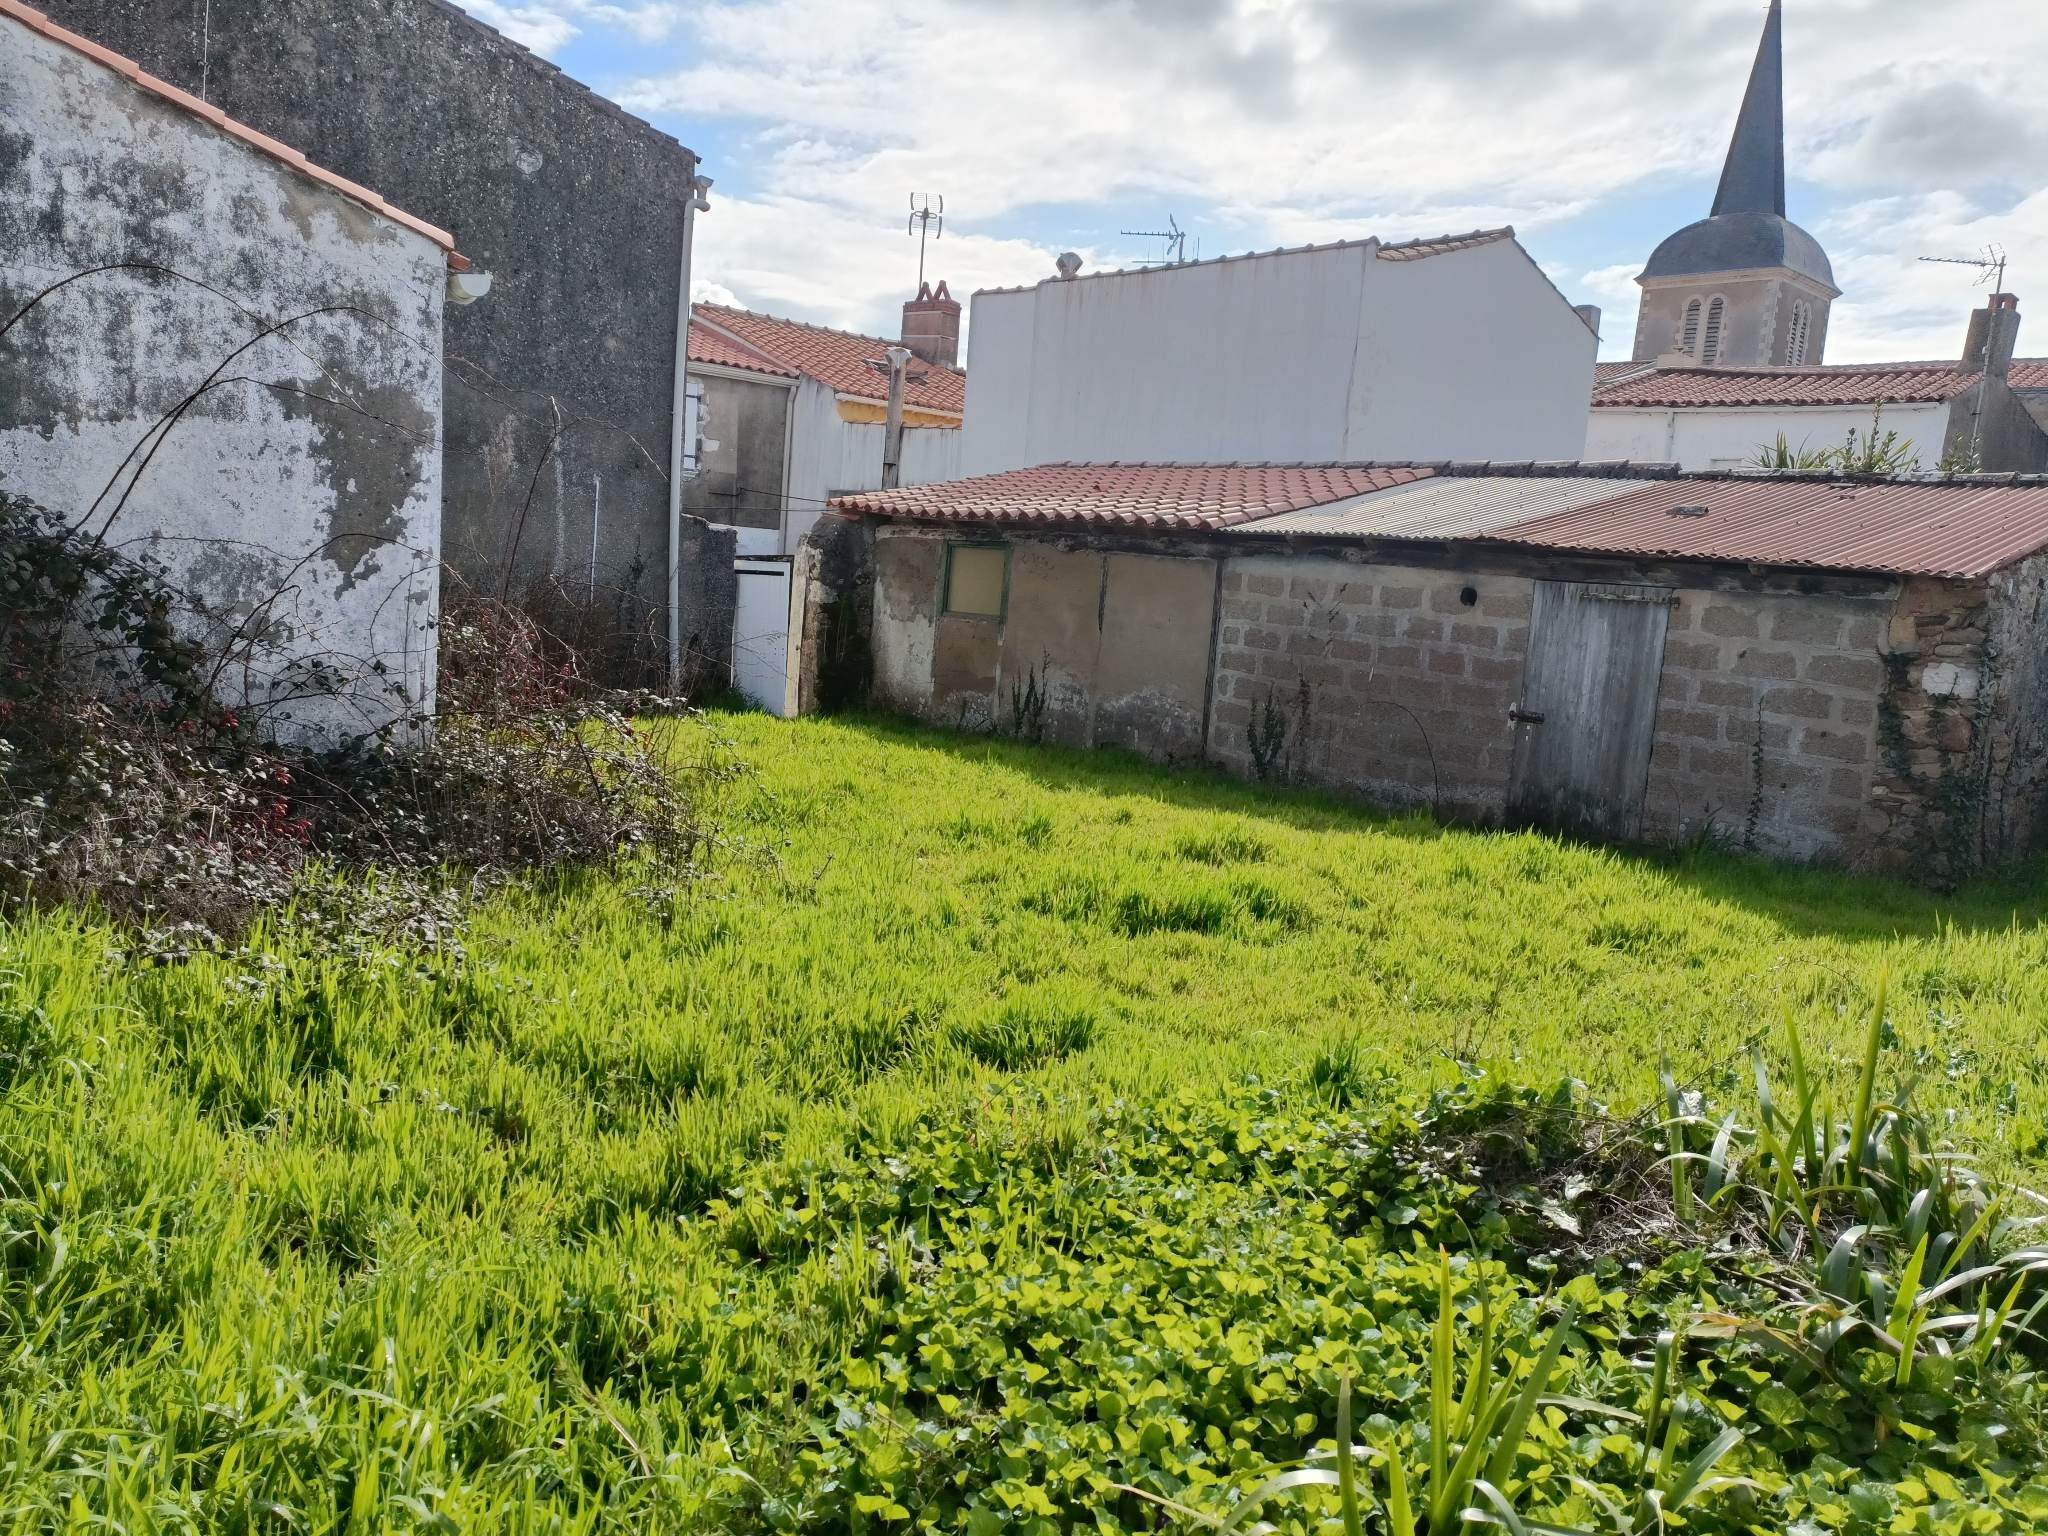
{"left": 1508, "top": 705, "right": 1546, "bottom": 725}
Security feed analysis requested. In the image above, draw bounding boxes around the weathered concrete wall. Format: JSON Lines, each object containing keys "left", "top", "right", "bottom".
{"left": 44, "top": 0, "right": 699, "bottom": 634}
{"left": 1941, "top": 380, "right": 2048, "bottom": 475}
{"left": 1209, "top": 557, "right": 1534, "bottom": 819}
{"left": 684, "top": 373, "right": 791, "bottom": 534}
{"left": 673, "top": 516, "right": 737, "bottom": 696}
{"left": 1640, "top": 589, "right": 1893, "bottom": 861}
{"left": 864, "top": 526, "right": 1217, "bottom": 757}
{"left": 787, "top": 512, "right": 875, "bottom": 715}
{"left": 1, "top": 16, "right": 445, "bottom": 742}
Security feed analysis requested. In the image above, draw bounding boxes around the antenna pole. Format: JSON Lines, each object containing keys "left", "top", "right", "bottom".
{"left": 909, "top": 194, "right": 945, "bottom": 289}
{"left": 1918, "top": 244, "right": 2009, "bottom": 461}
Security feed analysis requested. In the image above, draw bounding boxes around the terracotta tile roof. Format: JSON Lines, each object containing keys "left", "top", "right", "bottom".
{"left": 691, "top": 304, "right": 966, "bottom": 415}
{"left": 1592, "top": 359, "right": 2048, "bottom": 409}
{"left": 1487, "top": 476, "right": 2048, "bottom": 579}
{"left": 1, "top": 0, "right": 461, "bottom": 260}
{"left": 686, "top": 323, "right": 797, "bottom": 379}
{"left": 1374, "top": 228, "right": 1516, "bottom": 262}
{"left": 832, "top": 463, "right": 1442, "bottom": 531}
{"left": 1595, "top": 361, "right": 1656, "bottom": 384}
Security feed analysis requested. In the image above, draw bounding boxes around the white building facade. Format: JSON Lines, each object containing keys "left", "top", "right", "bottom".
{"left": 960, "top": 231, "right": 1599, "bottom": 477}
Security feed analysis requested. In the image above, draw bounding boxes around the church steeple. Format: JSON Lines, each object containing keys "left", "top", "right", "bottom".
{"left": 1631, "top": 0, "right": 1836, "bottom": 367}
{"left": 1711, "top": 0, "right": 1787, "bottom": 219}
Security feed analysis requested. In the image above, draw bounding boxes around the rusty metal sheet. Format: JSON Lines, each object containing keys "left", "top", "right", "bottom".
{"left": 1487, "top": 479, "right": 2048, "bottom": 579}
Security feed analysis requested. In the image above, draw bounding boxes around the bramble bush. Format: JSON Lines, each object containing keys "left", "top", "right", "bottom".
{"left": 0, "top": 486, "right": 727, "bottom": 945}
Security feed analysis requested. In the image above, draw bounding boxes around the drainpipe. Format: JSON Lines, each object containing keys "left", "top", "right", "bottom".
{"left": 669, "top": 169, "right": 714, "bottom": 689}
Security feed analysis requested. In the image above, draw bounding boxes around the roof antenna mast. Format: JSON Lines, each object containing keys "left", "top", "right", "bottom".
{"left": 909, "top": 194, "right": 944, "bottom": 289}
{"left": 1918, "top": 244, "right": 2009, "bottom": 460}
{"left": 1121, "top": 215, "right": 1190, "bottom": 268}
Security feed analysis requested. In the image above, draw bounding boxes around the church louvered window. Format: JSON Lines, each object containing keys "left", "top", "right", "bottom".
{"left": 1701, "top": 297, "right": 1727, "bottom": 365}
{"left": 1787, "top": 302, "right": 1811, "bottom": 365}
{"left": 1680, "top": 299, "right": 1703, "bottom": 357}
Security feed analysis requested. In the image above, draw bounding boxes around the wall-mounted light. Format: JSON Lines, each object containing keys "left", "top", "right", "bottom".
{"left": 447, "top": 270, "right": 494, "bottom": 306}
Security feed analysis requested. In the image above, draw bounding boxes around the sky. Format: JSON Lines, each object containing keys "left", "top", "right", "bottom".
{"left": 457, "top": 0, "right": 2048, "bottom": 365}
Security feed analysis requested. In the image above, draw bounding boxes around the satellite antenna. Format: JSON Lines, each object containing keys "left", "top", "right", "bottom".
{"left": 909, "top": 194, "right": 944, "bottom": 288}
{"left": 1120, "top": 215, "right": 1190, "bottom": 267}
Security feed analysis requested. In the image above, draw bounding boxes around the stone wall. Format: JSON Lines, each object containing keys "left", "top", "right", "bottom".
{"left": 2, "top": 15, "right": 446, "bottom": 744}
{"left": 1641, "top": 588, "right": 1893, "bottom": 861}
{"left": 45, "top": 0, "right": 700, "bottom": 635}
{"left": 1861, "top": 567, "right": 2048, "bottom": 881}
{"left": 1208, "top": 555, "right": 1534, "bottom": 819}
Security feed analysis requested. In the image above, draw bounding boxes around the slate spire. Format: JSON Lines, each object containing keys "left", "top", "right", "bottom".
{"left": 1710, "top": 0, "right": 1787, "bottom": 218}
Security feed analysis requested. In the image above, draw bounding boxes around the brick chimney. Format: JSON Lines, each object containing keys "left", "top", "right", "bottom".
{"left": 901, "top": 280, "right": 961, "bottom": 369}
{"left": 1961, "top": 293, "right": 2022, "bottom": 379}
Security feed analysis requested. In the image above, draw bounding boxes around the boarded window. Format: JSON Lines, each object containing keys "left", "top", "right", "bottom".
{"left": 944, "top": 543, "right": 1009, "bottom": 618}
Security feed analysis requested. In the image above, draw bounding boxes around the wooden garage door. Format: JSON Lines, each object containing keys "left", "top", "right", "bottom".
{"left": 1506, "top": 580, "right": 1674, "bottom": 842}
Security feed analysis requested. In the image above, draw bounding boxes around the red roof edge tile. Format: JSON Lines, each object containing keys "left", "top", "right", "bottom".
{"left": 2, "top": 0, "right": 463, "bottom": 262}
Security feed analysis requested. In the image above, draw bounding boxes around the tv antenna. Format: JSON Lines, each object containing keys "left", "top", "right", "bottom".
{"left": 1918, "top": 243, "right": 2007, "bottom": 293}
{"left": 1121, "top": 215, "right": 1190, "bottom": 267}
{"left": 909, "top": 194, "right": 944, "bottom": 288}
{"left": 1918, "top": 244, "right": 2010, "bottom": 462}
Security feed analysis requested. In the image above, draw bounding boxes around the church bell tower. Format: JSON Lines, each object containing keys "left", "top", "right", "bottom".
{"left": 1631, "top": 1, "right": 1839, "bottom": 368}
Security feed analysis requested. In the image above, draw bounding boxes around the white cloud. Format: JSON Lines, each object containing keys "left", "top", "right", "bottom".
{"left": 505, "top": 0, "right": 2048, "bottom": 364}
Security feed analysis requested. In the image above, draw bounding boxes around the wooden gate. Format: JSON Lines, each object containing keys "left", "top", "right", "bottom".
{"left": 1505, "top": 580, "right": 1674, "bottom": 841}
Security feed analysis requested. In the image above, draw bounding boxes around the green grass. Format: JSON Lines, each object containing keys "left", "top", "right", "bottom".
{"left": 3, "top": 711, "right": 2047, "bottom": 1532}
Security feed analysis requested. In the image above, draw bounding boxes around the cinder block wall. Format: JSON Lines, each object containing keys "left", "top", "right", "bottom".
{"left": 1642, "top": 590, "right": 1892, "bottom": 860}
{"left": 1208, "top": 556, "right": 1534, "bottom": 819}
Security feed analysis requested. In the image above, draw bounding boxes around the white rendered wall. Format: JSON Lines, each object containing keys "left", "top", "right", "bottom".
{"left": 1585, "top": 402, "right": 1952, "bottom": 470}
{"left": 1347, "top": 242, "right": 1595, "bottom": 462}
{"left": 0, "top": 20, "right": 446, "bottom": 743}
{"left": 782, "top": 375, "right": 962, "bottom": 551}
{"left": 961, "top": 239, "right": 1595, "bottom": 476}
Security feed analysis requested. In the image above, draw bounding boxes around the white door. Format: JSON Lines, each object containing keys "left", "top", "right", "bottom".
{"left": 732, "top": 557, "right": 793, "bottom": 717}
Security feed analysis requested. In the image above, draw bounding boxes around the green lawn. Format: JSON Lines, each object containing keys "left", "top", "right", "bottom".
{"left": 3, "top": 712, "right": 2046, "bottom": 1532}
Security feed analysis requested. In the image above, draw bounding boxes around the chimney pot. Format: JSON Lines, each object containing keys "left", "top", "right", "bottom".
{"left": 900, "top": 278, "right": 961, "bottom": 369}
{"left": 1573, "top": 303, "right": 1603, "bottom": 339}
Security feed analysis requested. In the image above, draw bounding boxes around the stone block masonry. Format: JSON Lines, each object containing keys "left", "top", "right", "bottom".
{"left": 1641, "top": 589, "right": 1893, "bottom": 862}
{"left": 1209, "top": 556, "right": 1533, "bottom": 819}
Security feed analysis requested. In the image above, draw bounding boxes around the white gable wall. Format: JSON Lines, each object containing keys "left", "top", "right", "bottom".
{"left": 1348, "top": 242, "right": 1596, "bottom": 461}
{"left": 961, "top": 239, "right": 1593, "bottom": 476}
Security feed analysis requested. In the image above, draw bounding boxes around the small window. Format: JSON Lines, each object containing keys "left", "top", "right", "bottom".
{"left": 943, "top": 543, "right": 1009, "bottom": 618}
{"left": 1679, "top": 298, "right": 1703, "bottom": 356}
{"left": 1701, "top": 297, "right": 1727, "bottom": 365}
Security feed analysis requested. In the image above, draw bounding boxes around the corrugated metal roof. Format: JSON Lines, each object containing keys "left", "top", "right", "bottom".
{"left": 1488, "top": 479, "right": 2048, "bottom": 579}
{"left": 1233, "top": 477, "right": 1649, "bottom": 540}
